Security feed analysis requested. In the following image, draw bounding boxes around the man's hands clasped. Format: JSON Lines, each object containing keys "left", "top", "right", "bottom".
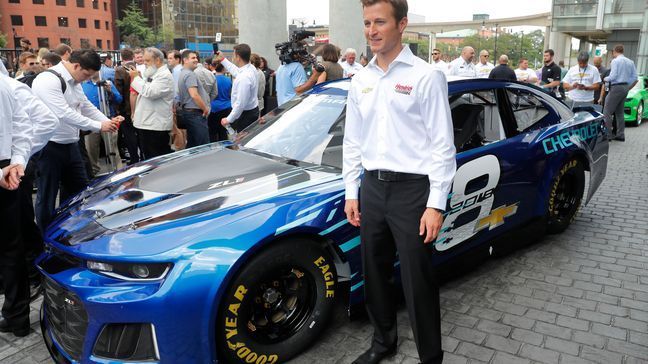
{"left": 0, "top": 164, "right": 25, "bottom": 190}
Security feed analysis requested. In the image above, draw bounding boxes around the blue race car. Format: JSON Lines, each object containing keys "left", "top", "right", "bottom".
{"left": 38, "top": 78, "right": 608, "bottom": 364}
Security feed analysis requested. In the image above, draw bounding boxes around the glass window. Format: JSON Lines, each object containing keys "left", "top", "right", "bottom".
{"left": 10, "top": 15, "right": 23, "bottom": 26}
{"left": 105, "top": 21, "right": 109, "bottom": 30}
{"left": 240, "top": 92, "right": 347, "bottom": 168}
{"left": 58, "top": 17, "right": 69, "bottom": 27}
{"left": 37, "top": 38, "right": 49, "bottom": 48}
{"left": 506, "top": 89, "right": 551, "bottom": 132}
{"left": 9, "top": 0, "right": 20, "bottom": 3}
{"left": 104, "top": 1, "right": 107, "bottom": 10}
{"left": 33, "top": 0, "right": 44, "bottom": 4}
{"left": 78, "top": 18, "right": 87, "bottom": 28}
{"left": 77, "top": 0, "right": 84, "bottom": 7}
{"left": 56, "top": 0, "right": 66, "bottom": 5}
{"left": 80, "top": 38, "right": 90, "bottom": 49}
{"left": 107, "top": 39, "right": 111, "bottom": 49}
{"left": 92, "top": 0, "right": 98, "bottom": 9}
{"left": 94, "top": 19, "right": 100, "bottom": 29}
{"left": 96, "top": 39, "right": 102, "bottom": 49}
{"left": 60, "top": 38, "right": 71, "bottom": 45}
{"left": 35, "top": 16, "right": 47, "bottom": 26}
{"left": 449, "top": 90, "right": 505, "bottom": 152}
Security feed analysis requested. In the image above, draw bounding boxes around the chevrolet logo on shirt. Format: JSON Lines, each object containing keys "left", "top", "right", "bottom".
{"left": 361, "top": 87, "right": 373, "bottom": 94}
{"left": 474, "top": 203, "right": 519, "bottom": 232}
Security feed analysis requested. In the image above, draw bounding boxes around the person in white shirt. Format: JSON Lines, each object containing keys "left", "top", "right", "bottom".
{"left": 0, "top": 76, "right": 34, "bottom": 337}
{"left": 562, "top": 51, "right": 601, "bottom": 108}
{"left": 514, "top": 57, "right": 538, "bottom": 83}
{"left": 448, "top": 46, "right": 476, "bottom": 77}
{"left": 217, "top": 44, "right": 260, "bottom": 133}
{"left": 131, "top": 47, "right": 175, "bottom": 160}
{"left": 343, "top": 1, "right": 455, "bottom": 363}
{"left": 475, "top": 49, "right": 494, "bottom": 78}
{"left": 31, "top": 49, "right": 120, "bottom": 234}
{"left": 251, "top": 53, "right": 266, "bottom": 113}
{"left": 340, "top": 48, "right": 364, "bottom": 78}
{"left": 430, "top": 48, "right": 447, "bottom": 73}
{"left": 133, "top": 48, "right": 146, "bottom": 77}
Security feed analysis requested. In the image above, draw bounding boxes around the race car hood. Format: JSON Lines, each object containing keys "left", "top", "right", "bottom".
{"left": 48, "top": 143, "right": 340, "bottom": 248}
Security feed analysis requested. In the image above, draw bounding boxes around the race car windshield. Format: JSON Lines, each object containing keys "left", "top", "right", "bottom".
{"left": 239, "top": 93, "right": 346, "bottom": 168}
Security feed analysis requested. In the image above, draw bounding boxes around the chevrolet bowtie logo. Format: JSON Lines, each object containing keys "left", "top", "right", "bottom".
{"left": 475, "top": 203, "right": 519, "bottom": 232}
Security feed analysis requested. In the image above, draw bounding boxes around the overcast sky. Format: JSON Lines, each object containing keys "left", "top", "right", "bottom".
{"left": 287, "top": 0, "right": 552, "bottom": 25}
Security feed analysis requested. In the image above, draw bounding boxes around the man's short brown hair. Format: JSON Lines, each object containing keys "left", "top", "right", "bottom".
{"left": 614, "top": 44, "right": 624, "bottom": 54}
{"left": 360, "top": 0, "right": 408, "bottom": 21}
{"left": 19, "top": 52, "right": 36, "bottom": 65}
{"left": 234, "top": 44, "right": 251, "bottom": 63}
{"left": 53, "top": 43, "right": 72, "bottom": 56}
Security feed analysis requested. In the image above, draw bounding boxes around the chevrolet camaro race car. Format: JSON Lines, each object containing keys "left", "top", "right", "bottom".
{"left": 37, "top": 78, "right": 608, "bottom": 364}
{"left": 624, "top": 75, "right": 648, "bottom": 126}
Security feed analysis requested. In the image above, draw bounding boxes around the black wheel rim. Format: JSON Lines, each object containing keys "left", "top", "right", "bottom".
{"left": 244, "top": 266, "right": 316, "bottom": 344}
{"left": 552, "top": 172, "right": 579, "bottom": 224}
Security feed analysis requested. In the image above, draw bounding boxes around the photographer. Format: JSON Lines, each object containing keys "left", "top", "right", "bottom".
{"left": 275, "top": 33, "right": 323, "bottom": 106}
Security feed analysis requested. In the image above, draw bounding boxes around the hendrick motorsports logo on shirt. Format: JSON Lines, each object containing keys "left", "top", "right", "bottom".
{"left": 394, "top": 83, "right": 413, "bottom": 95}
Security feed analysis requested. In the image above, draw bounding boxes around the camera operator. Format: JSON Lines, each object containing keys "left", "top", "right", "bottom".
{"left": 216, "top": 44, "right": 259, "bottom": 133}
{"left": 275, "top": 34, "right": 323, "bottom": 106}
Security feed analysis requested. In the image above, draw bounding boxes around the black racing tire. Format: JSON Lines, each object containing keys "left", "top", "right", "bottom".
{"left": 216, "top": 239, "right": 337, "bottom": 364}
{"left": 634, "top": 101, "right": 643, "bottom": 126}
{"left": 546, "top": 159, "right": 585, "bottom": 234}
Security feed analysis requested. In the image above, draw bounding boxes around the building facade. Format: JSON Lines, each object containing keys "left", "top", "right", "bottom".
{"left": 551, "top": 0, "right": 648, "bottom": 73}
{"left": 1, "top": 0, "right": 116, "bottom": 50}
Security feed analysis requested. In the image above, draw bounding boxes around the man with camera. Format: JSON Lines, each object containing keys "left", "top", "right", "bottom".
{"left": 216, "top": 44, "right": 259, "bottom": 133}
{"left": 275, "top": 35, "right": 322, "bottom": 106}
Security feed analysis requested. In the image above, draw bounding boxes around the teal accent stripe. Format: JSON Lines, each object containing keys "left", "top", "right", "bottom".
{"left": 297, "top": 191, "right": 345, "bottom": 216}
{"left": 319, "top": 219, "right": 348, "bottom": 236}
{"left": 440, "top": 227, "right": 450, "bottom": 233}
{"left": 394, "top": 261, "right": 400, "bottom": 267}
{"left": 326, "top": 208, "right": 337, "bottom": 222}
{"left": 275, "top": 210, "right": 322, "bottom": 235}
{"left": 340, "top": 236, "right": 361, "bottom": 253}
{"left": 351, "top": 280, "right": 364, "bottom": 292}
{"left": 350, "top": 272, "right": 358, "bottom": 279}
{"left": 435, "top": 237, "right": 447, "bottom": 245}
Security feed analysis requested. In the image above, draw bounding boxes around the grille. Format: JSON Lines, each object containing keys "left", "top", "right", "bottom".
{"left": 43, "top": 278, "right": 89, "bottom": 361}
{"left": 93, "top": 323, "right": 158, "bottom": 361}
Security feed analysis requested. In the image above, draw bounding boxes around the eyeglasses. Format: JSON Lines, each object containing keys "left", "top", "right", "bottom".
{"left": 482, "top": 55, "right": 490, "bottom": 57}
{"left": 431, "top": 52, "right": 440, "bottom": 55}
{"left": 27, "top": 61, "right": 40, "bottom": 66}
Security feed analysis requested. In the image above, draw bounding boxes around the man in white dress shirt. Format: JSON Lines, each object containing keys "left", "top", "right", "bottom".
{"left": 475, "top": 50, "right": 494, "bottom": 78}
{"left": 514, "top": 57, "right": 538, "bottom": 83}
{"left": 430, "top": 48, "right": 447, "bottom": 73}
{"left": 217, "top": 44, "right": 260, "bottom": 132}
{"left": 343, "top": 1, "right": 455, "bottom": 363}
{"left": 341, "top": 48, "right": 365, "bottom": 78}
{"left": 448, "top": 46, "right": 476, "bottom": 77}
{"left": 0, "top": 76, "right": 33, "bottom": 337}
{"left": 32, "top": 49, "right": 119, "bottom": 234}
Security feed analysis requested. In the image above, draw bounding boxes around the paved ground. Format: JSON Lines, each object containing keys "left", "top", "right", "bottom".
{"left": 2, "top": 122, "right": 648, "bottom": 363}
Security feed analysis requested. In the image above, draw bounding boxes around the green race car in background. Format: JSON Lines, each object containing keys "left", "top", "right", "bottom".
{"left": 624, "top": 76, "right": 648, "bottom": 126}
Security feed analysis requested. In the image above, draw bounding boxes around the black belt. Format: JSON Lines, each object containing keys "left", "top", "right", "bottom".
{"left": 611, "top": 82, "right": 628, "bottom": 86}
{"left": 179, "top": 107, "right": 202, "bottom": 113}
{"left": 365, "top": 169, "right": 427, "bottom": 182}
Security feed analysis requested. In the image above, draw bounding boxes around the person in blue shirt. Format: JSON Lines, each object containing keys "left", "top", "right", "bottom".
{"left": 82, "top": 72, "right": 123, "bottom": 175}
{"left": 100, "top": 54, "right": 116, "bottom": 83}
{"left": 603, "top": 44, "right": 638, "bottom": 141}
{"left": 208, "top": 60, "right": 233, "bottom": 142}
{"left": 275, "top": 50, "right": 321, "bottom": 106}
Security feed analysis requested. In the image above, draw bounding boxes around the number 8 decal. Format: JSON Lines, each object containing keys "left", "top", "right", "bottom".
{"left": 436, "top": 155, "right": 501, "bottom": 251}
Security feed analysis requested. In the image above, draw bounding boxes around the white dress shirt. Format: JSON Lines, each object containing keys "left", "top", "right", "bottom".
{"left": 0, "top": 77, "right": 32, "bottom": 179}
{"left": 343, "top": 46, "right": 456, "bottom": 210}
{"left": 431, "top": 60, "right": 448, "bottom": 73}
{"left": 448, "top": 57, "right": 476, "bottom": 77}
{"left": 341, "top": 61, "right": 364, "bottom": 78}
{"left": 132, "top": 66, "right": 175, "bottom": 131}
{"left": 476, "top": 62, "right": 495, "bottom": 78}
{"left": 221, "top": 59, "right": 259, "bottom": 123}
{"left": 563, "top": 64, "right": 601, "bottom": 102}
{"left": 514, "top": 68, "right": 538, "bottom": 83}
{"left": 0, "top": 61, "right": 8, "bottom": 76}
{"left": 32, "top": 63, "right": 107, "bottom": 144}
{"left": 1, "top": 74, "right": 59, "bottom": 156}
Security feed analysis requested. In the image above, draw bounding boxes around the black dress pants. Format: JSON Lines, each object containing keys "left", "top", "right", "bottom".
{"left": 35, "top": 141, "right": 89, "bottom": 235}
{"left": 18, "top": 159, "right": 43, "bottom": 283}
{"left": 0, "top": 160, "right": 30, "bottom": 329}
{"left": 360, "top": 172, "right": 443, "bottom": 364}
{"left": 119, "top": 116, "right": 141, "bottom": 164}
{"left": 232, "top": 107, "right": 259, "bottom": 133}
{"left": 208, "top": 108, "right": 231, "bottom": 142}
{"left": 137, "top": 128, "right": 172, "bottom": 161}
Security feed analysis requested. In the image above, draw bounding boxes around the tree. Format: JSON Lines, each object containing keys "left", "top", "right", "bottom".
{"left": 459, "top": 29, "right": 546, "bottom": 69}
{"left": 116, "top": 1, "right": 153, "bottom": 47}
{"left": 0, "top": 31, "right": 6, "bottom": 48}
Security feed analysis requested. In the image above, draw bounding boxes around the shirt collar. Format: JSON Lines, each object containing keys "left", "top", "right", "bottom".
{"left": 368, "top": 45, "right": 416, "bottom": 71}
{"left": 53, "top": 62, "right": 75, "bottom": 84}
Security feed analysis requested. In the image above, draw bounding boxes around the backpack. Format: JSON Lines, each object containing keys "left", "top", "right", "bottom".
{"left": 19, "top": 69, "right": 67, "bottom": 93}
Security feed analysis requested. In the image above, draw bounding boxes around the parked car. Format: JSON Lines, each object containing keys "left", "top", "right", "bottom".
{"left": 38, "top": 78, "right": 608, "bottom": 364}
{"left": 624, "top": 75, "right": 648, "bottom": 126}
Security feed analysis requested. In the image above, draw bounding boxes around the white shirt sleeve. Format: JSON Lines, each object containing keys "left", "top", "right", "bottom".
{"left": 222, "top": 58, "right": 241, "bottom": 77}
{"left": 32, "top": 72, "right": 104, "bottom": 132}
{"left": 342, "top": 80, "right": 363, "bottom": 200}
{"left": 11, "top": 100, "right": 33, "bottom": 167}
{"left": 226, "top": 70, "right": 253, "bottom": 124}
{"left": 13, "top": 83, "right": 59, "bottom": 156}
{"left": 420, "top": 71, "right": 457, "bottom": 209}
{"left": 140, "top": 74, "right": 174, "bottom": 100}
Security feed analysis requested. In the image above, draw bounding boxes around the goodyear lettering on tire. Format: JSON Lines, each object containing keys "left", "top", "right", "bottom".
{"left": 549, "top": 160, "right": 577, "bottom": 216}
{"left": 224, "top": 284, "right": 279, "bottom": 364}
{"left": 314, "top": 256, "right": 335, "bottom": 298}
